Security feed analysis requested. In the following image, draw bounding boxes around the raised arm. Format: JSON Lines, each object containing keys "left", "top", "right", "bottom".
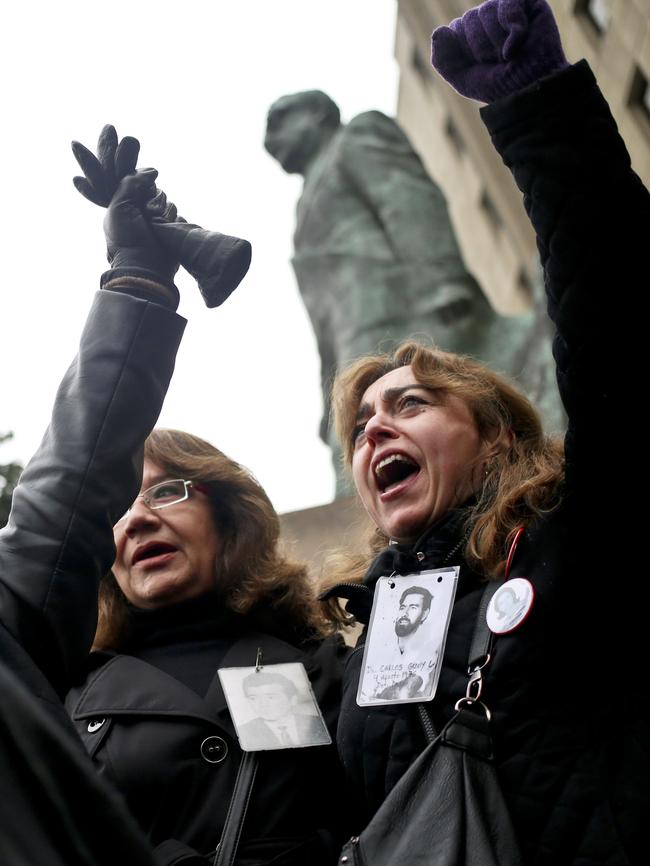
{"left": 0, "top": 131, "right": 190, "bottom": 696}
{"left": 73, "top": 124, "right": 252, "bottom": 308}
{"left": 431, "top": 0, "right": 650, "bottom": 500}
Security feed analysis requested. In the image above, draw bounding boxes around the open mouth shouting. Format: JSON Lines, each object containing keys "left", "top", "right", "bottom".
{"left": 132, "top": 541, "right": 179, "bottom": 569}
{"left": 373, "top": 453, "right": 420, "bottom": 496}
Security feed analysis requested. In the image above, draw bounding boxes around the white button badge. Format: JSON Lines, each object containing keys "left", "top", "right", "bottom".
{"left": 486, "top": 578, "right": 534, "bottom": 634}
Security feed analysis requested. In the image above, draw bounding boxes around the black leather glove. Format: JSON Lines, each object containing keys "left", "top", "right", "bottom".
{"left": 72, "top": 123, "right": 139, "bottom": 207}
{"left": 73, "top": 128, "right": 180, "bottom": 309}
{"left": 103, "top": 171, "right": 181, "bottom": 298}
{"left": 73, "top": 125, "right": 252, "bottom": 308}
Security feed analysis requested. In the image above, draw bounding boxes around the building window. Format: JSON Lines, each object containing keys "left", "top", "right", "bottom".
{"left": 574, "top": 0, "right": 611, "bottom": 36}
{"left": 444, "top": 116, "right": 466, "bottom": 155}
{"left": 479, "top": 189, "right": 503, "bottom": 233}
{"left": 517, "top": 267, "right": 535, "bottom": 304}
{"left": 411, "top": 46, "right": 431, "bottom": 82}
{"left": 628, "top": 66, "right": 650, "bottom": 137}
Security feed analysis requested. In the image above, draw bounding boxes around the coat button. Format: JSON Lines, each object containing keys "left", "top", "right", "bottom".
{"left": 87, "top": 718, "right": 106, "bottom": 733}
{"left": 200, "top": 735, "right": 228, "bottom": 764}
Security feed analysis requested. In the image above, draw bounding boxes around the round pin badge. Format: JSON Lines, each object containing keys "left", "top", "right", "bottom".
{"left": 486, "top": 578, "right": 534, "bottom": 634}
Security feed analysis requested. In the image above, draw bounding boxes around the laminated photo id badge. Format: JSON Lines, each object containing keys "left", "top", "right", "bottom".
{"left": 357, "top": 567, "right": 459, "bottom": 707}
{"left": 218, "top": 662, "right": 331, "bottom": 752}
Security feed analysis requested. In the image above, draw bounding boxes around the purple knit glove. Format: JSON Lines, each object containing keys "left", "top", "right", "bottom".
{"left": 430, "top": 0, "right": 568, "bottom": 103}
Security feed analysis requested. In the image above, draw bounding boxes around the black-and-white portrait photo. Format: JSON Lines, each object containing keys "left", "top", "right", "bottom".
{"left": 219, "top": 663, "right": 331, "bottom": 751}
{"left": 357, "top": 569, "right": 458, "bottom": 707}
{"left": 486, "top": 577, "right": 534, "bottom": 634}
{"left": 395, "top": 585, "right": 433, "bottom": 657}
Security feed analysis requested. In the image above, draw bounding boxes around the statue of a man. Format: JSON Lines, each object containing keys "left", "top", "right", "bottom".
{"left": 264, "top": 90, "right": 563, "bottom": 493}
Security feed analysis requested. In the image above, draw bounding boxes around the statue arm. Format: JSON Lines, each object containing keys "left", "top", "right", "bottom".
{"left": 339, "top": 112, "right": 456, "bottom": 262}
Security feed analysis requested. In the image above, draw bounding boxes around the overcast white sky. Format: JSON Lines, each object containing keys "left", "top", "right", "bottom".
{"left": 0, "top": 0, "right": 400, "bottom": 513}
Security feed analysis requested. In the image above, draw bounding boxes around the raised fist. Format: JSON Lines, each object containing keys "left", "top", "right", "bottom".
{"left": 430, "top": 0, "right": 568, "bottom": 103}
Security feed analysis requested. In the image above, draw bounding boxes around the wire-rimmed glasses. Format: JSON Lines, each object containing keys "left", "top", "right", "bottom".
{"left": 115, "top": 479, "right": 195, "bottom": 526}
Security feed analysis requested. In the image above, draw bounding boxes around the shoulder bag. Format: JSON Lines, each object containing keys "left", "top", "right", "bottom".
{"left": 338, "top": 581, "right": 522, "bottom": 866}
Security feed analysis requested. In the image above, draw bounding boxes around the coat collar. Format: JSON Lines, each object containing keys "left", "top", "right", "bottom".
{"left": 321, "top": 506, "right": 471, "bottom": 626}
{"left": 125, "top": 592, "right": 316, "bottom": 651}
{"left": 71, "top": 633, "right": 321, "bottom": 739}
{"left": 364, "top": 505, "right": 471, "bottom": 588}
{"left": 71, "top": 654, "right": 217, "bottom": 726}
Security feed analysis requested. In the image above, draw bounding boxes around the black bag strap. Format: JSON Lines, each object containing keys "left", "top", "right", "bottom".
{"left": 418, "top": 579, "right": 503, "bottom": 745}
{"left": 468, "top": 580, "right": 501, "bottom": 668}
{"left": 213, "top": 751, "right": 258, "bottom": 866}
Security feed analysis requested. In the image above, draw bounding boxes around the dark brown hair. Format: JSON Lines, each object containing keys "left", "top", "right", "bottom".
{"left": 94, "top": 429, "right": 323, "bottom": 649}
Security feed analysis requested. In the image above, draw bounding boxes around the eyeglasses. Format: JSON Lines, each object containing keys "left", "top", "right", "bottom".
{"left": 115, "top": 479, "right": 197, "bottom": 525}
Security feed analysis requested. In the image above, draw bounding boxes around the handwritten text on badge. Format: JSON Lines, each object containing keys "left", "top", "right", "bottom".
{"left": 357, "top": 567, "right": 459, "bottom": 707}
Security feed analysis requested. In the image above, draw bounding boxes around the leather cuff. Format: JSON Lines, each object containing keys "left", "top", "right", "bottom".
{"left": 101, "top": 268, "right": 180, "bottom": 311}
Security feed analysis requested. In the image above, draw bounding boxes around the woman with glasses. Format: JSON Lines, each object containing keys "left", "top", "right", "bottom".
{"left": 65, "top": 428, "right": 349, "bottom": 866}
{"left": 0, "top": 144, "right": 189, "bottom": 864}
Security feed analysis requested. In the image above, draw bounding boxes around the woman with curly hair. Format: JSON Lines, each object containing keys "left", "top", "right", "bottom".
{"left": 321, "top": 1, "right": 649, "bottom": 863}
{"left": 67, "top": 429, "right": 348, "bottom": 866}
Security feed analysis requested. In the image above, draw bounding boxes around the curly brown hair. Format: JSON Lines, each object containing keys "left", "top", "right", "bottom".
{"left": 94, "top": 429, "right": 324, "bottom": 649}
{"left": 320, "top": 341, "right": 564, "bottom": 627}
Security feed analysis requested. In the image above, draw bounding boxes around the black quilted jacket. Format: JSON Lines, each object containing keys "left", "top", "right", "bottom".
{"left": 335, "top": 62, "right": 650, "bottom": 865}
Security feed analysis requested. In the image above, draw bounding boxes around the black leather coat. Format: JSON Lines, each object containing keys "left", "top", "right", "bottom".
{"left": 66, "top": 604, "right": 350, "bottom": 865}
{"left": 335, "top": 62, "right": 650, "bottom": 865}
{"left": 0, "top": 291, "right": 185, "bottom": 865}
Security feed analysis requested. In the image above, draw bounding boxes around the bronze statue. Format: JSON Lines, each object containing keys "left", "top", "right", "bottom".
{"left": 264, "top": 91, "right": 563, "bottom": 494}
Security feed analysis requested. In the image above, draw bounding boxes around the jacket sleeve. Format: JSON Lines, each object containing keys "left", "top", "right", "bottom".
{"left": 480, "top": 61, "right": 649, "bottom": 502}
{"left": 0, "top": 290, "right": 186, "bottom": 696}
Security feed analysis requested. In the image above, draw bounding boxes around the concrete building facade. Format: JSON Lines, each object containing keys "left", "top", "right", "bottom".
{"left": 394, "top": 0, "right": 649, "bottom": 312}
{"left": 278, "top": 1, "right": 649, "bottom": 579}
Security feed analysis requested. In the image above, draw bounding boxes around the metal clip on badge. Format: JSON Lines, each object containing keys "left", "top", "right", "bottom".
{"left": 455, "top": 653, "right": 492, "bottom": 720}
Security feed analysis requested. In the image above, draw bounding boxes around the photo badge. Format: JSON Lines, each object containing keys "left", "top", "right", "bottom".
{"left": 218, "top": 661, "right": 331, "bottom": 752}
{"left": 486, "top": 577, "right": 534, "bottom": 634}
{"left": 357, "top": 567, "right": 459, "bottom": 707}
